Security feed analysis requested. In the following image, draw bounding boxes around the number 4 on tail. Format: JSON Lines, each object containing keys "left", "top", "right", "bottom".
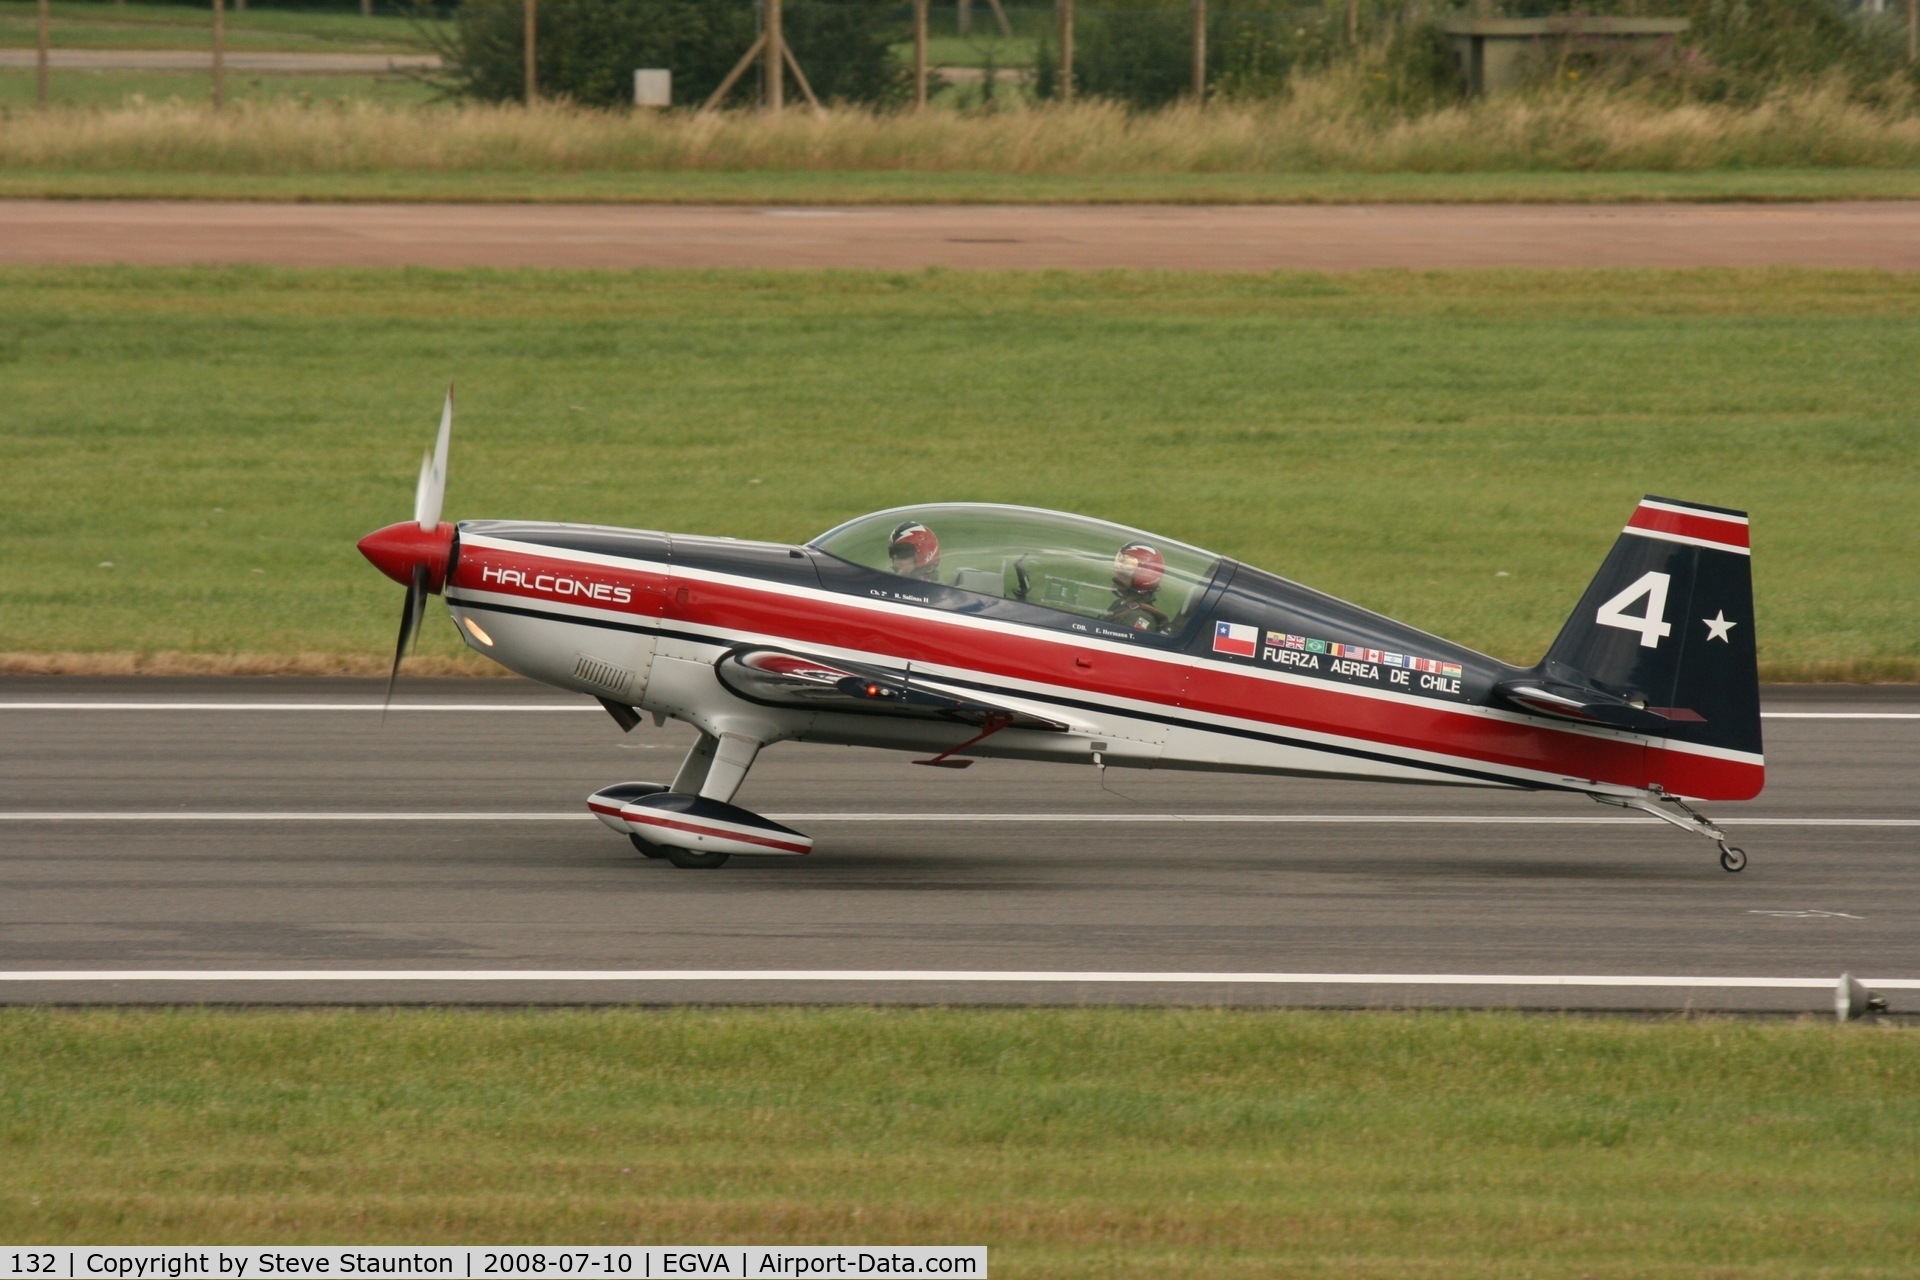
{"left": 1597, "top": 571, "right": 1673, "bottom": 648}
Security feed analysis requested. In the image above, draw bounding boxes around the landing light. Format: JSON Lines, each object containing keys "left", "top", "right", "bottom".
{"left": 462, "top": 616, "right": 495, "bottom": 647}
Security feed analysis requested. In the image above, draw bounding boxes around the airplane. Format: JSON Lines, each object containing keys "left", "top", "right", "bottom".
{"left": 358, "top": 390, "right": 1762, "bottom": 872}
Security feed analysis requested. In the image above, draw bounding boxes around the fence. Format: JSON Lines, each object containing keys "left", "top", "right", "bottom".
{"left": 12, "top": 0, "right": 1919, "bottom": 112}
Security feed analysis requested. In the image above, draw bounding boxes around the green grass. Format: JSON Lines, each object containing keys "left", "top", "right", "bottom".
{"left": 1, "top": 265, "right": 1916, "bottom": 675}
{"left": 0, "top": 0, "right": 429, "bottom": 52}
{"left": 1, "top": 1008, "right": 1915, "bottom": 1275}
{"left": 8, "top": 167, "right": 1920, "bottom": 204}
{"left": 893, "top": 33, "right": 1043, "bottom": 69}
{"left": 0, "top": 67, "right": 436, "bottom": 108}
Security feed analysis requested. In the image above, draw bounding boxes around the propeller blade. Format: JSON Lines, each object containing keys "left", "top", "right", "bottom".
{"left": 415, "top": 382, "right": 452, "bottom": 532}
{"left": 383, "top": 563, "right": 429, "bottom": 719}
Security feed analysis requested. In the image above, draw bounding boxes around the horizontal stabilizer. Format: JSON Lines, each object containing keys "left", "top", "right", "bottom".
{"left": 1494, "top": 677, "right": 1699, "bottom": 732}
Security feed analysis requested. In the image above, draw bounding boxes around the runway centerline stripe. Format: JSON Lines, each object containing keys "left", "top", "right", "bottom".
{"left": 0, "top": 704, "right": 1910, "bottom": 720}
{"left": 0, "top": 812, "right": 1912, "bottom": 826}
{"left": 0, "top": 969, "right": 1913, "bottom": 989}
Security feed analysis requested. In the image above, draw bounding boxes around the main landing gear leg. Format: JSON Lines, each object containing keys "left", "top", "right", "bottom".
{"left": 697, "top": 732, "right": 762, "bottom": 806}
{"left": 1590, "top": 790, "right": 1746, "bottom": 872}
{"left": 670, "top": 731, "right": 720, "bottom": 795}
{"left": 653, "top": 730, "right": 765, "bottom": 870}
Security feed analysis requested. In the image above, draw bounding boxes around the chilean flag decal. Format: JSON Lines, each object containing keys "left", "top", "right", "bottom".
{"left": 1213, "top": 621, "right": 1259, "bottom": 658}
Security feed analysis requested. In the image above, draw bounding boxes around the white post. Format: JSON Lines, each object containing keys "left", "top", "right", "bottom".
{"left": 634, "top": 68, "right": 671, "bottom": 107}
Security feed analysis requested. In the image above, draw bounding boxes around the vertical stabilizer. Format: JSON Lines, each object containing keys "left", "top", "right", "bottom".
{"left": 1516, "top": 496, "right": 1762, "bottom": 799}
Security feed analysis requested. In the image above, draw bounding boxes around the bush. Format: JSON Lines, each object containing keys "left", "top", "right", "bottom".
{"left": 1030, "top": 0, "right": 1918, "bottom": 111}
{"left": 1501, "top": 0, "right": 1919, "bottom": 106}
{"left": 1357, "top": 18, "right": 1463, "bottom": 115}
{"left": 1679, "top": 0, "right": 1918, "bottom": 103}
{"left": 1033, "top": 0, "right": 1368, "bottom": 108}
{"left": 432, "top": 0, "right": 909, "bottom": 110}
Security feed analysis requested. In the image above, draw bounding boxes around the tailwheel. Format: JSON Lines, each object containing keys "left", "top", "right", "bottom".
{"left": 628, "top": 833, "right": 666, "bottom": 860}
{"left": 1718, "top": 843, "right": 1748, "bottom": 873}
{"left": 664, "top": 847, "right": 732, "bottom": 870}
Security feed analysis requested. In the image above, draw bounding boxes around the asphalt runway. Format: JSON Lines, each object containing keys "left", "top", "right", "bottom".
{"left": 1, "top": 677, "right": 1915, "bottom": 1011}
{"left": 4, "top": 200, "right": 1919, "bottom": 271}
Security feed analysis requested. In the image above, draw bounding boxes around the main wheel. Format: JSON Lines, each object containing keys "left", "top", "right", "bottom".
{"left": 664, "top": 847, "right": 732, "bottom": 869}
{"left": 628, "top": 832, "right": 665, "bottom": 859}
{"left": 1719, "top": 844, "right": 1748, "bottom": 873}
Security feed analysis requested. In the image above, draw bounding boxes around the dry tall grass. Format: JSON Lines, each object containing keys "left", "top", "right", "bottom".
{"left": 5, "top": 78, "right": 1920, "bottom": 174}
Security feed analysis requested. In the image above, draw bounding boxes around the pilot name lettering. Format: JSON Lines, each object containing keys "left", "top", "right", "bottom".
{"left": 480, "top": 563, "right": 632, "bottom": 603}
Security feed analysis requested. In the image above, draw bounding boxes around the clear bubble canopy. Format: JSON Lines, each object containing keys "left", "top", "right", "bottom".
{"left": 810, "top": 503, "right": 1222, "bottom": 634}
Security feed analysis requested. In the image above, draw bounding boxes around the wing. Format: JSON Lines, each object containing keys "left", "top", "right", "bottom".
{"left": 714, "top": 646, "right": 1069, "bottom": 732}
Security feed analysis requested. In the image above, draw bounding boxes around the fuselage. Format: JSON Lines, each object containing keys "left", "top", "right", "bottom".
{"left": 435, "top": 504, "right": 1763, "bottom": 803}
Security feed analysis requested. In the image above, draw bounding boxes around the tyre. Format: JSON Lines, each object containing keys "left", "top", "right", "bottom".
{"left": 1719, "top": 845, "right": 1748, "bottom": 873}
{"left": 628, "top": 832, "right": 665, "bottom": 859}
{"left": 664, "top": 847, "right": 732, "bottom": 869}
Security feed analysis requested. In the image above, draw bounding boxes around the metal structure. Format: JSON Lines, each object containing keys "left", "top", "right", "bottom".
{"left": 702, "top": 0, "right": 822, "bottom": 114}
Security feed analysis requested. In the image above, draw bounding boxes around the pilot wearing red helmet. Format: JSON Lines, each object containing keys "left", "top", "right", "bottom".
{"left": 887, "top": 520, "right": 941, "bottom": 583}
{"left": 1104, "top": 542, "right": 1170, "bottom": 632}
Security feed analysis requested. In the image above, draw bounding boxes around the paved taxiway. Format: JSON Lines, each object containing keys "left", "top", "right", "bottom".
{"left": 5, "top": 201, "right": 1920, "bottom": 271}
{"left": 1, "top": 678, "right": 1914, "bottom": 1010}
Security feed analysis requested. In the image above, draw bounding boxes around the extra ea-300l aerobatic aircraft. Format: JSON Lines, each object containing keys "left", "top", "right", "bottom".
{"left": 359, "top": 391, "right": 1762, "bottom": 872}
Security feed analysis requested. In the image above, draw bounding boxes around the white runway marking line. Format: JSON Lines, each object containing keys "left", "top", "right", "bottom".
{"left": 0, "top": 703, "right": 1914, "bottom": 720}
{"left": 1749, "top": 909, "right": 1863, "bottom": 919}
{"left": 0, "top": 969, "right": 1914, "bottom": 989}
{"left": 0, "top": 812, "right": 1914, "bottom": 826}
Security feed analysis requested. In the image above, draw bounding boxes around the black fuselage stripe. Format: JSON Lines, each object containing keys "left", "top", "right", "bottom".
{"left": 449, "top": 593, "right": 1558, "bottom": 793}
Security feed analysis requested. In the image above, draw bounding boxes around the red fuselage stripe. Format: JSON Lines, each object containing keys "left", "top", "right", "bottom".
{"left": 625, "top": 811, "right": 812, "bottom": 854}
{"left": 452, "top": 541, "right": 1762, "bottom": 800}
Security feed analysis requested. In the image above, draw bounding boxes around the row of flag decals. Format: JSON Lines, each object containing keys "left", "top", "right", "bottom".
{"left": 1213, "top": 621, "right": 1461, "bottom": 678}
{"left": 1273, "top": 632, "right": 1464, "bottom": 677}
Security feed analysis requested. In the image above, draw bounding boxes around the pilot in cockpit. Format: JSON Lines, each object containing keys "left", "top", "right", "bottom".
{"left": 887, "top": 521, "right": 942, "bottom": 583}
{"left": 1103, "top": 542, "right": 1170, "bottom": 632}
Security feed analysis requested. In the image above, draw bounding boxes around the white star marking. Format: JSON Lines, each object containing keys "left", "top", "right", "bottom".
{"left": 1703, "top": 610, "right": 1737, "bottom": 643}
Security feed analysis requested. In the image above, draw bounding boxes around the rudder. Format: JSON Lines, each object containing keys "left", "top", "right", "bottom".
{"left": 1504, "top": 496, "right": 1762, "bottom": 799}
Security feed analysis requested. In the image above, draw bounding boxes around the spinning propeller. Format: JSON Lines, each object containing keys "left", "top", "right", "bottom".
{"left": 357, "top": 385, "right": 457, "bottom": 712}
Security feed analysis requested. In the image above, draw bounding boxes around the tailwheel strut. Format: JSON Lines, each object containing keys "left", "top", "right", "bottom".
{"left": 1590, "top": 790, "right": 1746, "bottom": 873}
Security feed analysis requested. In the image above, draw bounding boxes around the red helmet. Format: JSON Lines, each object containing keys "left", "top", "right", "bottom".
{"left": 888, "top": 521, "right": 940, "bottom": 574}
{"left": 1114, "top": 543, "right": 1165, "bottom": 594}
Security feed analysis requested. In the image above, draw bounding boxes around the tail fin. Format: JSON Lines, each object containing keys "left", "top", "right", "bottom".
{"left": 1498, "top": 496, "right": 1762, "bottom": 800}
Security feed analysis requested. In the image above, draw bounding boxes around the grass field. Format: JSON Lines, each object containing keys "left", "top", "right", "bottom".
{"left": 1, "top": 265, "right": 1915, "bottom": 678}
{"left": 0, "top": 67, "right": 435, "bottom": 109}
{"left": 0, "top": 0, "right": 425, "bottom": 52}
{"left": 0, "top": 1008, "right": 1914, "bottom": 1274}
